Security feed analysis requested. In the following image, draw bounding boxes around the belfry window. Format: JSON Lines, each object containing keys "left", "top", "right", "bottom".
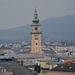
{"left": 35, "top": 35, "right": 38, "bottom": 39}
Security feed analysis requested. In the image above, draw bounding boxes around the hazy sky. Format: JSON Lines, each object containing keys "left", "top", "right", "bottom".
{"left": 0, "top": 0, "right": 75, "bottom": 30}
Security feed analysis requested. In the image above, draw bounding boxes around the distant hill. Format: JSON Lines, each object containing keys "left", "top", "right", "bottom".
{"left": 0, "top": 15, "right": 75, "bottom": 42}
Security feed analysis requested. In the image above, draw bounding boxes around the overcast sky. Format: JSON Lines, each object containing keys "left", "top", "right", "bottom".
{"left": 0, "top": 0, "right": 75, "bottom": 30}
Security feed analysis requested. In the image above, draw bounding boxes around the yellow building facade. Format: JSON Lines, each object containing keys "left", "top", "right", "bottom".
{"left": 38, "top": 60, "right": 58, "bottom": 75}
{"left": 38, "top": 60, "right": 58, "bottom": 70}
{"left": 31, "top": 7, "right": 43, "bottom": 53}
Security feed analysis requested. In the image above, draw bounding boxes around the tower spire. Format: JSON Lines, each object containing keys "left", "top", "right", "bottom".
{"left": 32, "top": 5, "right": 40, "bottom": 26}
{"left": 34, "top": 5, "right": 37, "bottom": 15}
{"left": 35, "top": 0, "right": 36, "bottom": 11}
{"left": 35, "top": 3, "right": 36, "bottom": 9}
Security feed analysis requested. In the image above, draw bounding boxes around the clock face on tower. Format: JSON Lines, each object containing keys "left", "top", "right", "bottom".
{"left": 34, "top": 27, "right": 38, "bottom": 31}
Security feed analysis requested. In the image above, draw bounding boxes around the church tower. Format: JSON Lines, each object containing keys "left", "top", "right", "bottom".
{"left": 30, "top": 6, "right": 43, "bottom": 53}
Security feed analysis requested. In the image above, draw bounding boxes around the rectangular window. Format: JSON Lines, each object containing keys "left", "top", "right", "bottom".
{"left": 35, "top": 35, "right": 38, "bottom": 39}
{"left": 36, "top": 43, "right": 37, "bottom": 45}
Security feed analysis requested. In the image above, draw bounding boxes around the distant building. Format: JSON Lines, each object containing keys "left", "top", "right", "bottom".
{"left": 0, "top": 55, "right": 36, "bottom": 75}
{"left": 56, "top": 46, "right": 75, "bottom": 52}
{"left": 18, "top": 50, "right": 30, "bottom": 54}
{"left": 47, "top": 62, "right": 75, "bottom": 75}
{"left": 0, "top": 67, "right": 13, "bottom": 75}
{"left": 12, "top": 54, "right": 45, "bottom": 65}
{"left": 38, "top": 59, "right": 64, "bottom": 75}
